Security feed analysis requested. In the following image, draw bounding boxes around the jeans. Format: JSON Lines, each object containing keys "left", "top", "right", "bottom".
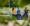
{"left": 17, "top": 14, "right": 22, "bottom": 20}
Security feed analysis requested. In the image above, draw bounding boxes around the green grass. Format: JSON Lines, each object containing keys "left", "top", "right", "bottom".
{"left": 0, "top": 13, "right": 8, "bottom": 15}
{"left": 0, "top": 15, "right": 29, "bottom": 26}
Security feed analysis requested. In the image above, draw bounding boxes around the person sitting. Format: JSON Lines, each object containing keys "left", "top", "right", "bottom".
{"left": 17, "top": 8, "right": 22, "bottom": 20}
{"left": 12, "top": 8, "right": 16, "bottom": 16}
{"left": 23, "top": 7, "right": 28, "bottom": 20}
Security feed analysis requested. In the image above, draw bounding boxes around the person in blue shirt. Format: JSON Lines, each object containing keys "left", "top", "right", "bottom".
{"left": 17, "top": 8, "right": 22, "bottom": 20}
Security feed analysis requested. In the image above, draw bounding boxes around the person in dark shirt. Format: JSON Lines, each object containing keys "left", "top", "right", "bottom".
{"left": 23, "top": 7, "right": 28, "bottom": 18}
{"left": 24, "top": 7, "right": 28, "bottom": 14}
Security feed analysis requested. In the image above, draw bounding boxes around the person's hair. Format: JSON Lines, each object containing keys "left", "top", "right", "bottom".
{"left": 25, "top": 7, "right": 27, "bottom": 9}
{"left": 12, "top": 8, "right": 14, "bottom": 11}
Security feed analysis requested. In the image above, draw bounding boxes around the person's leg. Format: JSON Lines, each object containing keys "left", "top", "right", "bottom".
{"left": 17, "top": 14, "right": 22, "bottom": 20}
{"left": 17, "top": 14, "right": 19, "bottom": 20}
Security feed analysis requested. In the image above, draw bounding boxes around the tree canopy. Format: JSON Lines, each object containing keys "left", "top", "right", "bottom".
{"left": 0, "top": 0, "right": 30, "bottom": 7}
{"left": 0, "top": 0, "right": 9, "bottom": 7}
{"left": 10, "top": 0, "right": 30, "bottom": 8}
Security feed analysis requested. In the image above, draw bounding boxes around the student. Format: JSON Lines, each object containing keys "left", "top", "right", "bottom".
{"left": 17, "top": 8, "right": 22, "bottom": 20}
{"left": 10, "top": 8, "right": 16, "bottom": 26}
{"left": 12, "top": 8, "right": 16, "bottom": 16}
{"left": 23, "top": 7, "right": 28, "bottom": 18}
{"left": 12, "top": 8, "right": 17, "bottom": 20}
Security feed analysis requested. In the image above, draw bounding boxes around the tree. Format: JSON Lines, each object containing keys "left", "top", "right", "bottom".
{"left": 20, "top": 0, "right": 30, "bottom": 8}
{"left": 10, "top": 0, "right": 20, "bottom": 7}
{"left": 10, "top": 0, "right": 30, "bottom": 8}
{"left": 0, "top": 0, "right": 8, "bottom": 7}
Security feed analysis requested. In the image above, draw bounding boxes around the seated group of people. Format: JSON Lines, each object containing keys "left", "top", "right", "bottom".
{"left": 11, "top": 7, "right": 28, "bottom": 20}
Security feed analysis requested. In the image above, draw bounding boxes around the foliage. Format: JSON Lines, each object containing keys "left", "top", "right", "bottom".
{"left": 20, "top": 0, "right": 30, "bottom": 7}
{"left": 0, "top": 0, "right": 8, "bottom": 7}
{"left": 10, "top": 0, "right": 30, "bottom": 8}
